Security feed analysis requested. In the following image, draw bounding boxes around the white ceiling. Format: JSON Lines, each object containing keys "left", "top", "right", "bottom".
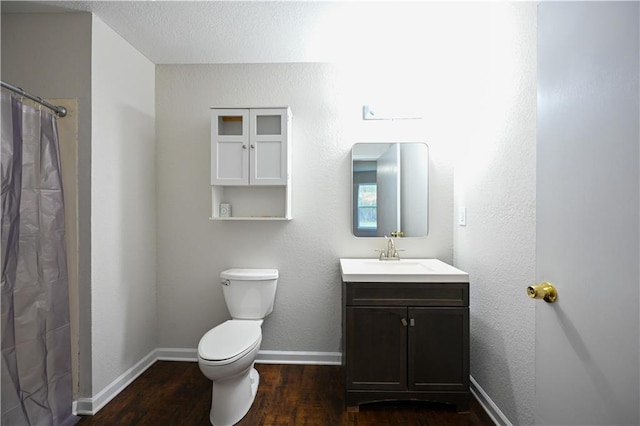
{"left": 2, "top": 1, "right": 476, "bottom": 64}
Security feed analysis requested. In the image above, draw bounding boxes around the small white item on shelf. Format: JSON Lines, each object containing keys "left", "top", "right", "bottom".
{"left": 220, "top": 203, "right": 231, "bottom": 218}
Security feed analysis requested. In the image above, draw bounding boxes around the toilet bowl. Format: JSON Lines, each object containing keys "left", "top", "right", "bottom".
{"left": 197, "top": 268, "right": 278, "bottom": 426}
{"left": 198, "top": 320, "right": 262, "bottom": 426}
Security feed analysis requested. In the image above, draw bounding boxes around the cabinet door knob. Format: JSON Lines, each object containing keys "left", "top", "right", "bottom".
{"left": 242, "top": 144, "right": 247, "bottom": 149}
{"left": 401, "top": 318, "right": 408, "bottom": 326}
{"left": 250, "top": 144, "right": 255, "bottom": 149}
{"left": 409, "top": 318, "right": 415, "bottom": 327}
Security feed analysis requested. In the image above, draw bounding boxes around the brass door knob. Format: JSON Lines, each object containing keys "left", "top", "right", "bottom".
{"left": 527, "top": 282, "right": 558, "bottom": 303}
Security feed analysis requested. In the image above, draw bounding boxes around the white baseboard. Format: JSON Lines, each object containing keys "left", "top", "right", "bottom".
{"left": 156, "top": 347, "right": 198, "bottom": 362}
{"left": 155, "top": 347, "right": 342, "bottom": 365}
{"left": 75, "top": 348, "right": 342, "bottom": 415}
{"left": 470, "top": 375, "right": 511, "bottom": 426}
{"left": 74, "top": 349, "right": 158, "bottom": 416}
{"left": 256, "top": 350, "right": 342, "bottom": 365}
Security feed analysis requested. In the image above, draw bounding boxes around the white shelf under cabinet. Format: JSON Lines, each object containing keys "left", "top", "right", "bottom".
{"left": 210, "top": 217, "right": 292, "bottom": 221}
{"left": 210, "top": 185, "right": 292, "bottom": 221}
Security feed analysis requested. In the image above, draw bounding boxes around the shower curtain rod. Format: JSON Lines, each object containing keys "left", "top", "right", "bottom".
{"left": 1, "top": 80, "right": 67, "bottom": 118}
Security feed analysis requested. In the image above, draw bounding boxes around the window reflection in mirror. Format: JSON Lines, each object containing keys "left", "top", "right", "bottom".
{"left": 352, "top": 143, "right": 428, "bottom": 238}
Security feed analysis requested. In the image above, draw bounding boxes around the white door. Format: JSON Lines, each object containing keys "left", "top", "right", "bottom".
{"left": 536, "top": 3, "right": 639, "bottom": 425}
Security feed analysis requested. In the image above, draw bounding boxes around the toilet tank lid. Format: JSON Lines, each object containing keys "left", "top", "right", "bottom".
{"left": 221, "top": 268, "right": 278, "bottom": 280}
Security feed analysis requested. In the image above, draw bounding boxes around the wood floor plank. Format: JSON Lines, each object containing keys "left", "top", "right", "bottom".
{"left": 78, "top": 361, "right": 494, "bottom": 425}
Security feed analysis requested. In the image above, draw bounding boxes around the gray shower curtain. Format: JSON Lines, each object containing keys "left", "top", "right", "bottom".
{"left": 1, "top": 93, "right": 76, "bottom": 425}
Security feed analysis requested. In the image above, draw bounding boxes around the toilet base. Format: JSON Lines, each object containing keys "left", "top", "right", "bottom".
{"left": 210, "top": 367, "right": 260, "bottom": 426}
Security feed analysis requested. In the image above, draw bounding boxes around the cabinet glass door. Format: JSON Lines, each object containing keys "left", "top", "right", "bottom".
{"left": 217, "top": 115, "right": 244, "bottom": 136}
{"left": 256, "top": 115, "right": 282, "bottom": 135}
{"left": 211, "top": 109, "right": 249, "bottom": 185}
{"left": 250, "top": 109, "right": 288, "bottom": 185}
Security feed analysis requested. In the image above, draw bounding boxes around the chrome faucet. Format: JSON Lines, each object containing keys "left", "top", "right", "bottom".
{"left": 377, "top": 236, "right": 401, "bottom": 261}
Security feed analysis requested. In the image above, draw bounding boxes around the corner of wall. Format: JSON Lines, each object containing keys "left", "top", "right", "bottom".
{"left": 90, "top": 13, "right": 157, "bottom": 397}
{"left": 452, "top": 2, "right": 537, "bottom": 425}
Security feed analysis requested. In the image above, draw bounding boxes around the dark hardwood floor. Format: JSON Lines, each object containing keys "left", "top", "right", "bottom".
{"left": 78, "top": 361, "right": 494, "bottom": 425}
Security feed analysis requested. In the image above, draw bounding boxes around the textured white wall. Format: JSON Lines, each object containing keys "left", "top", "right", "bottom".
{"left": 1, "top": 11, "right": 94, "bottom": 398}
{"left": 155, "top": 62, "right": 474, "bottom": 350}
{"left": 91, "top": 16, "right": 157, "bottom": 394}
{"left": 453, "top": 3, "right": 537, "bottom": 425}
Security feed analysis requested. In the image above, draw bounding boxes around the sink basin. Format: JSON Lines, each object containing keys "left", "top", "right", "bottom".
{"left": 340, "top": 258, "right": 468, "bottom": 283}
{"left": 359, "top": 260, "right": 435, "bottom": 273}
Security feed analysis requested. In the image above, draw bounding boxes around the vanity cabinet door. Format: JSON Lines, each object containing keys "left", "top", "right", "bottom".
{"left": 345, "top": 306, "right": 407, "bottom": 391}
{"left": 408, "top": 307, "right": 469, "bottom": 392}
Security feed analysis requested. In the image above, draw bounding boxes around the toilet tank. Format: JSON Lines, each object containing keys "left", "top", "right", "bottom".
{"left": 220, "top": 268, "right": 278, "bottom": 320}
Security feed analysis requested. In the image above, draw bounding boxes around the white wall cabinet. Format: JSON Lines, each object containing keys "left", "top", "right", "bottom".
{"left": 210, "top": 107, "right": 292, "bottom": 220}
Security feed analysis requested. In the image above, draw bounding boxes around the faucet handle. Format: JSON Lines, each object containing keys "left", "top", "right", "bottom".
{"left": 393, "top": 248, "right": 405, "bottom": 257}
{"left": 375, "top": 248, "right": 387, "bottom": 260}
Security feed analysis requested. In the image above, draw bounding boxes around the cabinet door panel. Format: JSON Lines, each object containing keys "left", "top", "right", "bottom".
{"left": 211, "top": 109, "right": 249, "bottom": 185}
{"left": 408, "top": 307, "right": 469, "bottom": 391}
{"left": 252, "top": 140, "right": 284, "bottom": 181}
{"left": 346, "top": 306, "right": 407, "bottom": 390}
{"left": 250, "top": 109, "right": 288, "bottom": 185}
{"left": 213, "top": 140, "right": 248, "bottom": 183}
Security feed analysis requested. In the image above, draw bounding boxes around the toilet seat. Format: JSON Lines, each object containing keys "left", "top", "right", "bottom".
{"left": 198, "top": 320, "right": 261, "bottom": 365}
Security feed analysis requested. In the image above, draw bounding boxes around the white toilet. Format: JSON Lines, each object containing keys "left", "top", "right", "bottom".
{"left": 197, "top": 268, "right": 278, "bottom": 426}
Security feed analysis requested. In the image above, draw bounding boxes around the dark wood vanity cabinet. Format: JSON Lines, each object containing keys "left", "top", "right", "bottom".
{"left": 342, "top": 281, "right": 470, "bottom": 412}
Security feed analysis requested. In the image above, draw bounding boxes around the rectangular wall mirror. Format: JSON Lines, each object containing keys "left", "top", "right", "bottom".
{"left": 351, "top": 142, "right": 428, "bottom": 238}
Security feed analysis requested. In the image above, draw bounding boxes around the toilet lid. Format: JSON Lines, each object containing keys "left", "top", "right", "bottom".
{"left": 198, "top": 320, "right": 261, "bottom": 361}
{"left": 220, "top": 268, "right": 278, "bottom": 280}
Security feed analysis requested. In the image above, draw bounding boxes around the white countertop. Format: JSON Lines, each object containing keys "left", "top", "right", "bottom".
{"left": 340, "top": 258, "right": 469, "bottom": 283}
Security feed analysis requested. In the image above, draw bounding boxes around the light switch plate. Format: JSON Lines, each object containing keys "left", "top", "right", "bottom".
{"left": 458, "top": 207, "right": 467, "bottom": 226}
